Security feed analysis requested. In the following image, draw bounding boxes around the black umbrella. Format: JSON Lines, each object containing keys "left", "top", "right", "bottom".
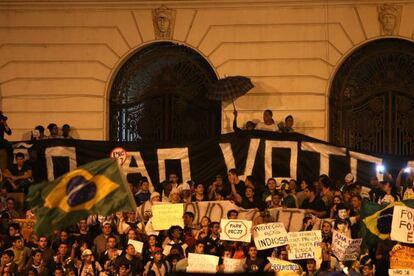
{"left": 207, "top": 76, "right": 254, "bottom": 110}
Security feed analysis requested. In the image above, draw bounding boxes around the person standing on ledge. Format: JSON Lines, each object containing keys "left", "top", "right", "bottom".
{"left": 255, "top": 109, "right": 278, "bottom": 131}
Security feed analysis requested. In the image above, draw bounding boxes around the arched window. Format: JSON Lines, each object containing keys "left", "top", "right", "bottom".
{"left": 110, "top": 42, "right": 220, "bottom": 143}
{"left": 330, "top": 38, "right": 414, "bottom": 155}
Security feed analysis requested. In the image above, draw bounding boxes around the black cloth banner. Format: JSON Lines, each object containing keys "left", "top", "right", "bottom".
{"left": 12, "top": 131, "right": 414, "bottom": 189}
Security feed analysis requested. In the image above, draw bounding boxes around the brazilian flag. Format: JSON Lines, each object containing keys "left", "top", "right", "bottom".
{"left": 27, "top": 158, "right": 136, "bottom": 236}
{"left": 361, "top": 199, "right": 414, "bottom": 246}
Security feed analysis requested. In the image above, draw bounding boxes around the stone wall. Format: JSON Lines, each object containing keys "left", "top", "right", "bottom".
{"left": 0, "top": 0, "right": 412, "bottom": 141}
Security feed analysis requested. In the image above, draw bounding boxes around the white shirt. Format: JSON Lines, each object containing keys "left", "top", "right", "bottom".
{"left": 255, "top": 122, "right": 278, "bottom": 131}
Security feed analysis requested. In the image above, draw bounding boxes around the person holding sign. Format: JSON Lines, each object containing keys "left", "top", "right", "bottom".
{"left": 245, "top": 244, "right": 266, "bottom": 272}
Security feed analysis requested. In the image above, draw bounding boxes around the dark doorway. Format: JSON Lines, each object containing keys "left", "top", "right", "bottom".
{"left": 330, "top": 38, "right": 414, "bottom": 155}
{"left": 110, "top": 42, "right": 221, "bottom": 144}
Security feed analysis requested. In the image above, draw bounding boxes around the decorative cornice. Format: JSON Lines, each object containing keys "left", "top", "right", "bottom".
{"left": 0, "top": 0, "right": 412, "bottom": 10}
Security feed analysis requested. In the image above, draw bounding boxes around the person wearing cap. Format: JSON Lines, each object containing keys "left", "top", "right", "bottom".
{"left": 93, "top": 222, "right": 119, "bottom": 258}
{"left": 169, "top": 188, "right": 181, "bottom": 204}
{"left": 78, "top": 248, "right": 102, "bottom": 275}
{"left": 179, "top": 182, "right": 192, "bottom": 203}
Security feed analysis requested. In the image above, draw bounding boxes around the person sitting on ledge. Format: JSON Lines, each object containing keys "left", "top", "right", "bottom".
{"left": 255, "top": 109, "right": 278, "bottom": 131}
{"left": 232, "top": 110, "right": 255, "bottom": 132}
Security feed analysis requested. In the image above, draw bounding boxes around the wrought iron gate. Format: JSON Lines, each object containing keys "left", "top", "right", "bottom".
{"left": 330, "top": 39, "right": 414, "bottom": 155}
{"left": 110, "top": 42, "right": 220, "bottom": 144}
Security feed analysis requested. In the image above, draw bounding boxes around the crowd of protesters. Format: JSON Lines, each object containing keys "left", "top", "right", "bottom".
{"left": 0, "top": 111, "right": 413, "bottom": 275}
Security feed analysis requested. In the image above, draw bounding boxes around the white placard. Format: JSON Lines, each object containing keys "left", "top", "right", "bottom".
{"left": 127, "top": 239, "right": 143, "bottom": 254}
{"left": 223, "top": 258, "right": 245, "bottom": 273}
{"left": 391, "top": 205, "right": 414, "bottom": 244}
{"left": 220, "top": 219, "right": 252, "bottom": 243}
{"left": 331, "top": 231, "right": 362, "bottom": 261}
{"left": 252, "top": 222, "right": 288, "bottom": 250}
{"left": 287, "top": 230, "right": 321, "bottom": 260}
{"left": 187, "top": 253, "right": 219, "bottom": 273}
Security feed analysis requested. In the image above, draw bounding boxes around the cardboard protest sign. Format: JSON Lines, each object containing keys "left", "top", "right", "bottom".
{"left": 220, "top": 219, "right": 252, "bottom": 243}
{"left": 389, "top": 269, "right": 414, "bottom": 276}
{"left": 267, "top": 257, "right": 302, "bottom": 276}
{"left": 127, "top": 239, "right": 143, "bottom": 254}
{"left": 223, "top": 258, "right": 245, "bottom": 273}
{"left": 151, "top": 203, "right": 184, "bottom": 230}
{"left": 390, "top": 245, "right": 414, "bottom": 270}
{"left": 287, "top": 230, "right": 322, "bottom": 260}
{"left": 187, "top": 253, "right": 219, "bottom": 273}
{"left": 252, "top": 222, "right": 288, "bottom": 250}
{"left": 391, "top": 205, "right": 414, "bottom": 244}
{"left": 331, "top": 231, "right": 362, "bottom": 261}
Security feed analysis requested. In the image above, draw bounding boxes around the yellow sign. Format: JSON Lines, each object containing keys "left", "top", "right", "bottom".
{"left": 151, "top": 203, "right": 184, "bottom": 230}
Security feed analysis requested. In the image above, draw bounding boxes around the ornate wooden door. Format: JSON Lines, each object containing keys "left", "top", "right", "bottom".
{"left": 110, "top": 42, "right": 220, "bottom": 143}
{"left": 330, "top": 39, "right": 414, "bottom": 155}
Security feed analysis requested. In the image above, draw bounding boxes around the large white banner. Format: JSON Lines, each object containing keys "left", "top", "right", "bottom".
{"left": 391, "top": 205, "right": 414, "bottom": 244}
{"left": 252, "top": 222, "right": 288, "bottom": 250}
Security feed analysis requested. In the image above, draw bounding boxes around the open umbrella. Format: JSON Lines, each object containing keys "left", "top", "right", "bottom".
{"left": 206, "top": 76, "right": 254, "bottom": 110}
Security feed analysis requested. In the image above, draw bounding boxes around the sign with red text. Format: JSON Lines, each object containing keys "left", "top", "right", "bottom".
{"left": 220, "top": 219, "right": 252, "bottom": 243}
{"left": 287, "top": 230, "right": 321, "bottom": 260}
{"left": 110, "top": 147, "right": 128, "bottom": 166}
{"left": 252, "top": 222, "right": 288, "bottom": 250}
{"left": 391, "top": 205, "right": 414, "bottom": 244}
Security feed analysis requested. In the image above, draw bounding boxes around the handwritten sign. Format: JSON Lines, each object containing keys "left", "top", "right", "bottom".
{"left": 331, "top": 231, "right": 362, "bottom": 261}
{"left": 223, "top": 258, "right": 245, "bottom": 273}
{"left": 187, "top": 253, "right": 219, "bottom": 273}
{"left": 220, "top": 219, "right": 252, "bottom": 243}
{"left": 252, "top": 222, "right": 288, "bottom": 250}
{"left": 151, "top": 203, "right": 184, "bottom": 230}
{"left": 287, "top": 230, "right": 321, "bottom": 260}
{"left": 127, "top": 239, "right": 143, "bottom": 254}
{"left": 390, "top": 245, "right": 414, "bottom": 270}
{"left": 267, "top": 257, "right": 302, "bottom": 275}
{"left": 391, "top": 205, "right": 414, "bottom": 244}
{"left": 389, "top": 269, "right": 414, "bottom": 276}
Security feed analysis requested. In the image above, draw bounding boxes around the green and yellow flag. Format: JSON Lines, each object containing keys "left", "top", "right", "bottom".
{"left": 361, "top": 199, "right": 414, "bottom": 246}
{"left": 27, "top": 158, "right": 136, "bottom": 236}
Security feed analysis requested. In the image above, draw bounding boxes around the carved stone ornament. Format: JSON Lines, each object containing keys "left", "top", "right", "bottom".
{"left": 378, "top": 3, "right": 402, "bottom": 35}
{"left": 152, "top": 5, "right": 176, "bottom": 40}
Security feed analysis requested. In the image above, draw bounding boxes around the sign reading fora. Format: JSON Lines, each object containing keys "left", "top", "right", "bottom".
{"left": 220, "top": 219, "right": 252, "bottom": 243}
{"left": 391, "top": 205, "right": 414, "bottom": 244}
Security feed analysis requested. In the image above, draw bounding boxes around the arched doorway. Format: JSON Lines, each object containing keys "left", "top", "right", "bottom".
{"left": 330, "top": 38, "right": 414, "bottom": 155}
{"left": 110, "top": 42, "right": 220, "bottom": 144}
